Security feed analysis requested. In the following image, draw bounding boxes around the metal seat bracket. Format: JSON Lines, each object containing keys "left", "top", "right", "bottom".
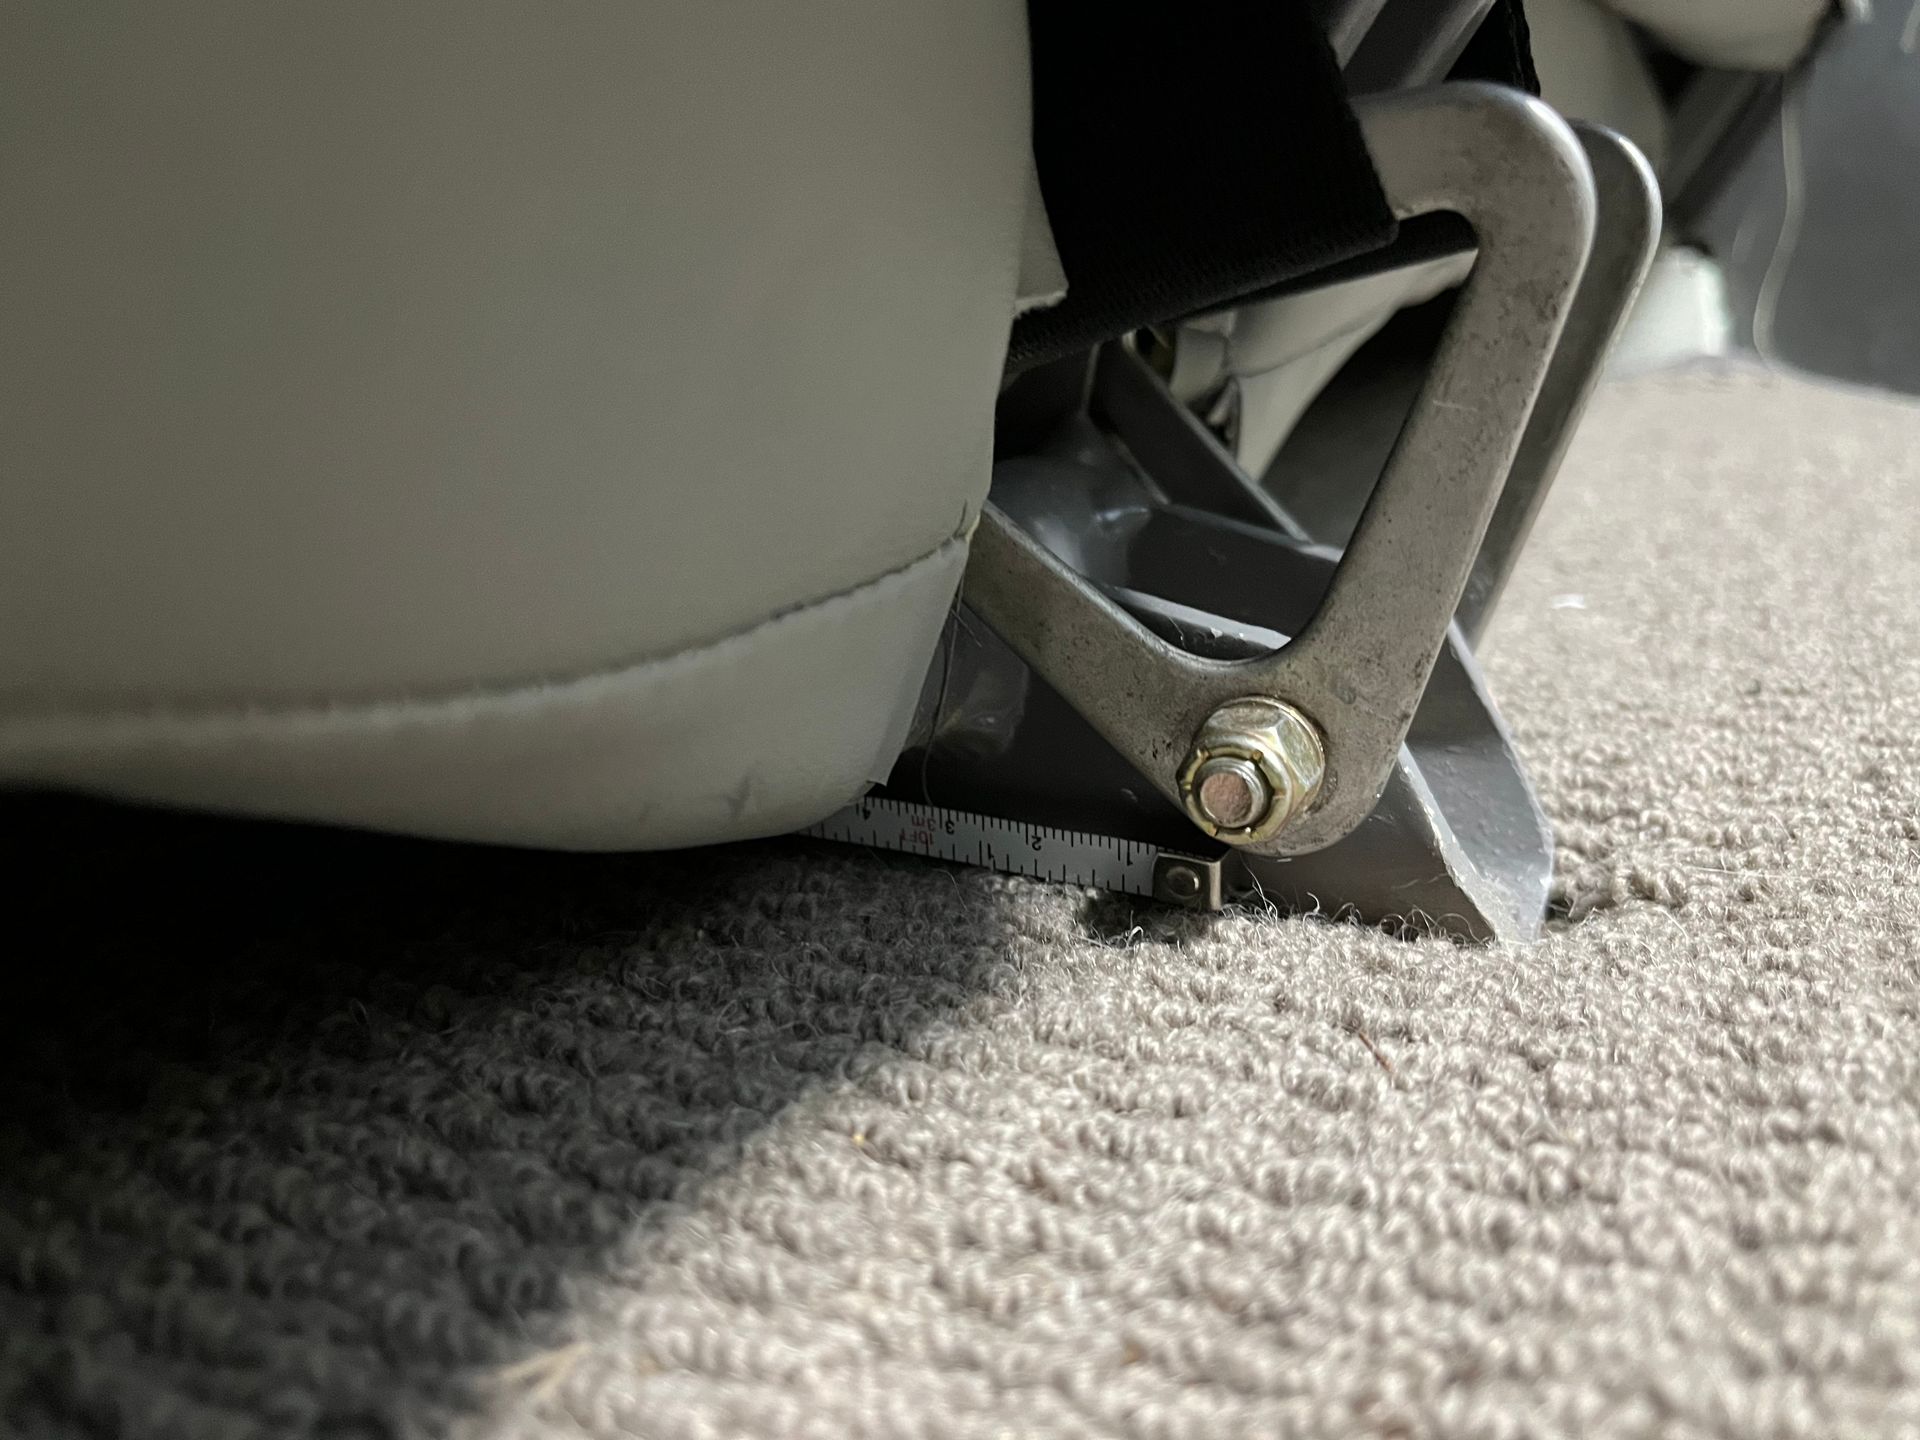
{"left": 963, "top": 84, "right": 1600, "bottom": 858}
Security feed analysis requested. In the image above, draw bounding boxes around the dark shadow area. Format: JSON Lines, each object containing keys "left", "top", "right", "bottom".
{"left": 1261, "top": 290, "right": 1455, "bottom": 547}
{"left": 0, "top": 794, "right": 1021, "bottom": 1439}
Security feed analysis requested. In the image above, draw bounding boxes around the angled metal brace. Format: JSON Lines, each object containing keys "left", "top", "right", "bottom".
{"left": 963, "top": 84, "right": 1598, "bottom": 858}
{"left": 1457, "top": 123, "right": 1660, "bottom": 642}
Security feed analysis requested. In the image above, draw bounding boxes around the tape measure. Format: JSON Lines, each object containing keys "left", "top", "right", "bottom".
{"left": 804, "top": 795, "right": 1225, "bottom": 909}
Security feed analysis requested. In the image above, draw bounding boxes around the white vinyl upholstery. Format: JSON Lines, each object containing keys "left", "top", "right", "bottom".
{"left": 0, "top": 3, "right": 1037, "bottom": 847}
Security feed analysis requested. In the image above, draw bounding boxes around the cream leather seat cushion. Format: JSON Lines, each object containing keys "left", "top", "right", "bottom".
{"left": 1606, "top": 0, "right": 1829, "bottom": 71}
{"left": 1171, "top": 252, "right": 1474, "bottom": 478}
{"left": 0, "top": 2, "right": 1035, "bottom": 847}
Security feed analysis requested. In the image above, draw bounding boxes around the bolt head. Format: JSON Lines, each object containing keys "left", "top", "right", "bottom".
{"left": 1193, "top": 757, "right": 1269, "bottom": 830}
{"left": 1178, "top": 698, "right": 1326, "bottom": 845}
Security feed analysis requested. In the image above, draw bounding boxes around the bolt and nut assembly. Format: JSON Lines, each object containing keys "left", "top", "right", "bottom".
{"left": 1178, "top": 697, "right": 1326, "bottom": 844}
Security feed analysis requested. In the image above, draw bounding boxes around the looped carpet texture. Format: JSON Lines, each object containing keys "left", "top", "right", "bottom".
{"left": 4, "top": 363, "right": 1920, "bottom": 1438}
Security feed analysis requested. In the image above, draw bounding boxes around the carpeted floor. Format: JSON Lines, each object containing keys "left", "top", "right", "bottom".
{"left": 5, "top": 362, "right": 1920, "bottom": 1439}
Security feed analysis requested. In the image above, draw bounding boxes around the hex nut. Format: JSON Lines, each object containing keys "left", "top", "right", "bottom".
{"left": 1178, "top": 697, "right": 1326, "bottom": 844}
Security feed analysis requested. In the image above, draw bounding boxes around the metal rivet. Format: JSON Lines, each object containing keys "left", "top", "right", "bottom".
{"left": 1160, "top": 863, "right": 1203, "bottom": 900}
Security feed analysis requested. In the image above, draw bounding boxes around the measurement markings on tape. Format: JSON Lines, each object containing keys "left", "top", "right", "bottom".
{"left": 804, "top": 796, "right": 1164, "bottom": 896}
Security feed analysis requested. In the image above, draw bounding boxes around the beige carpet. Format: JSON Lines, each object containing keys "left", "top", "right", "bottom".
{"left": 4, "top": 362, "right": 1920, "bottom": 1438}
